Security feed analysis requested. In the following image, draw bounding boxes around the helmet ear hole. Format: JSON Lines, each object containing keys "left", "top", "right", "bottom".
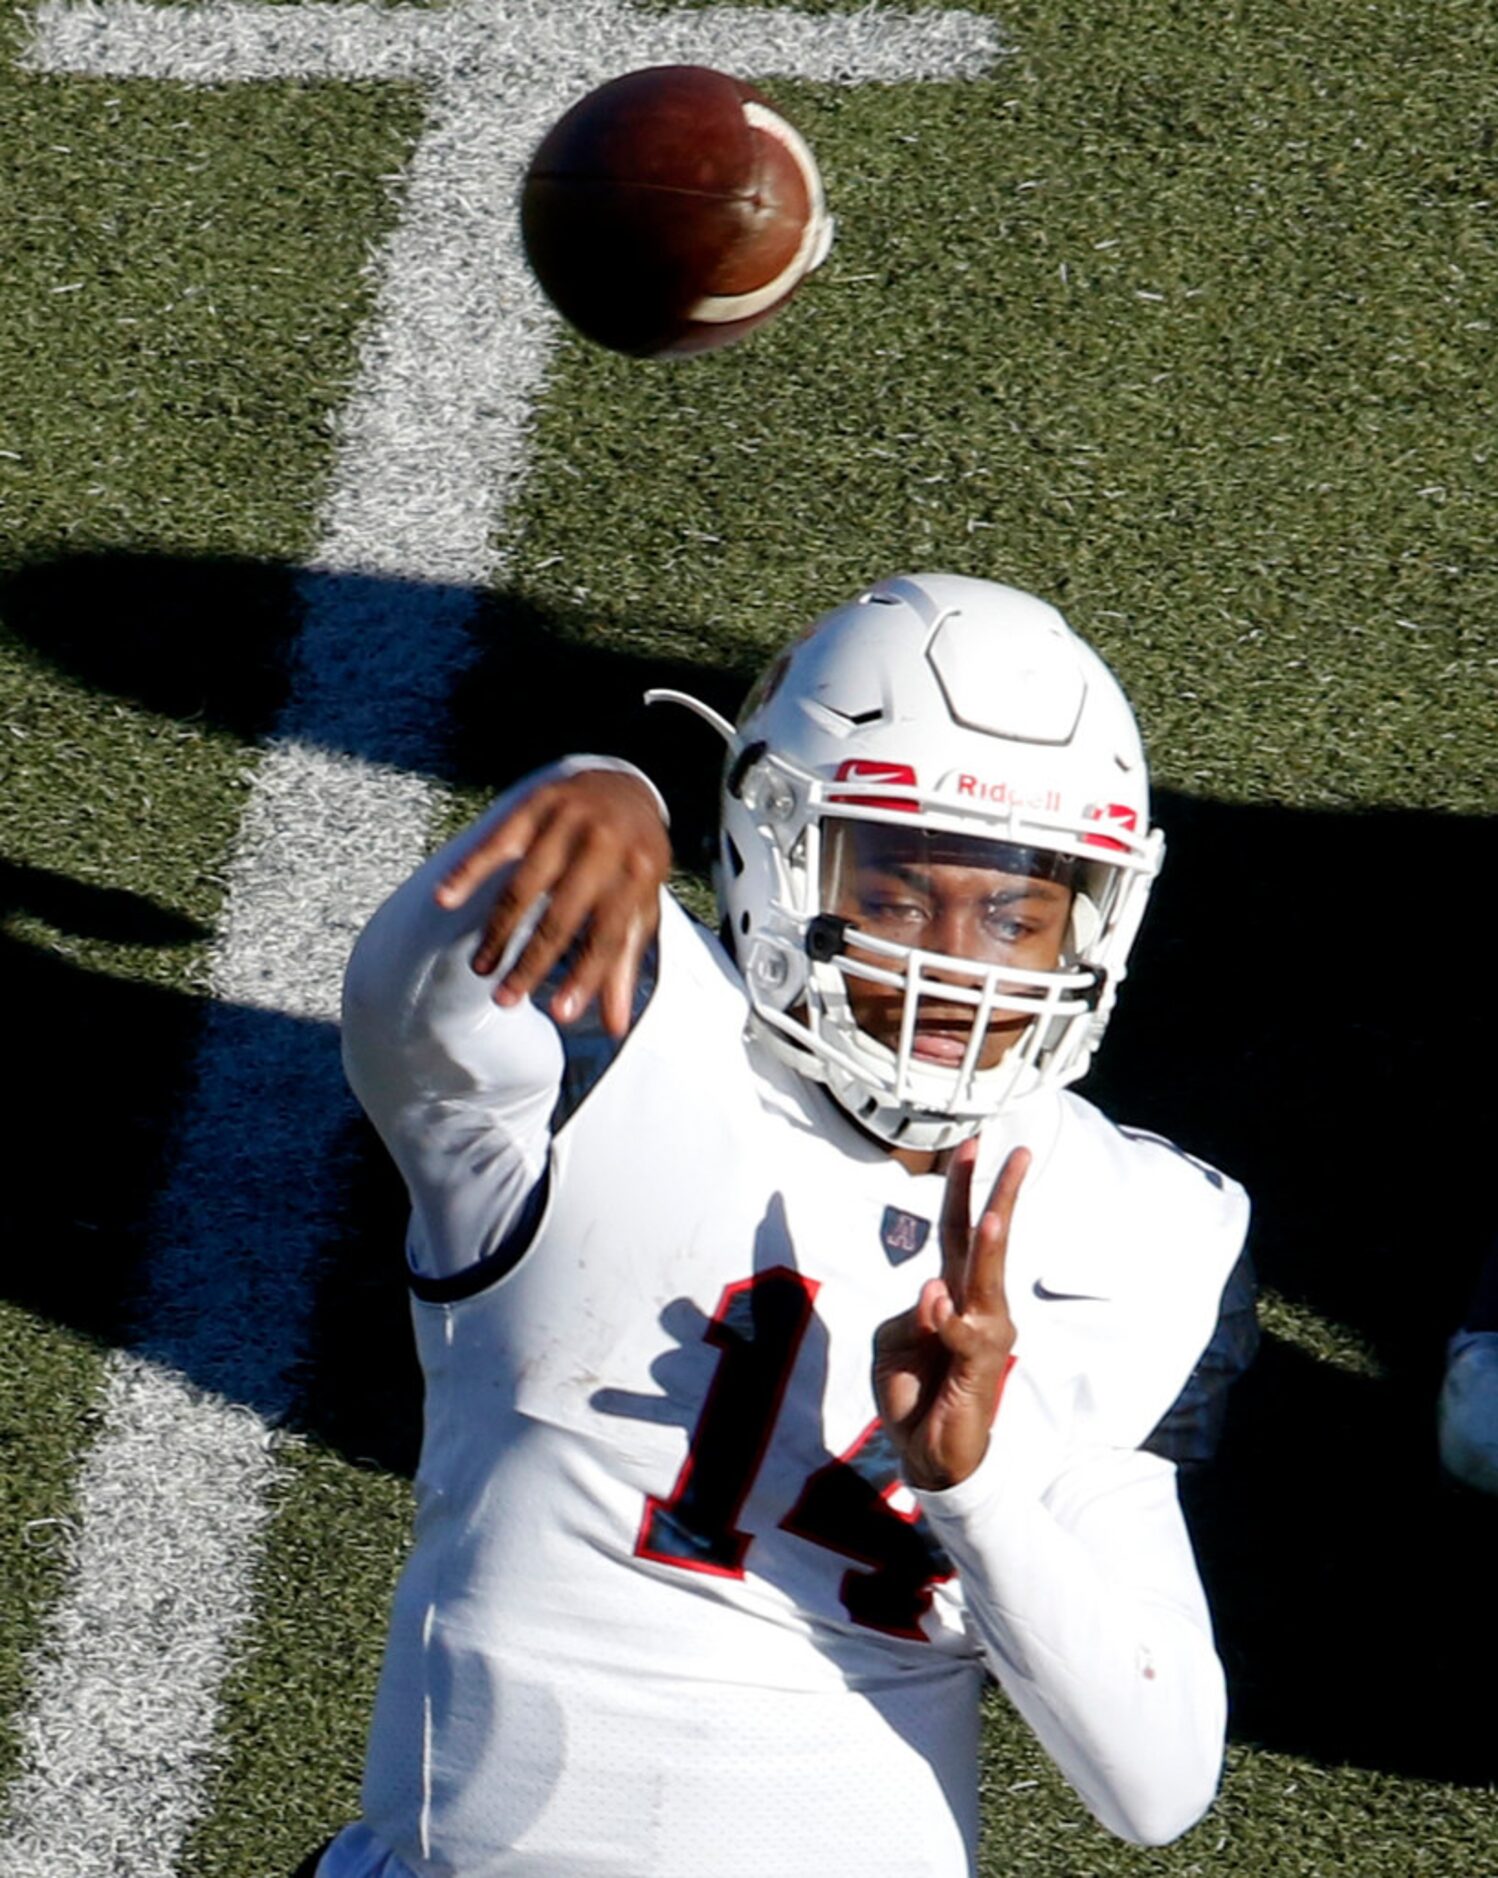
{"left": 724, "top": 833, "right": 745, "bottom": 879}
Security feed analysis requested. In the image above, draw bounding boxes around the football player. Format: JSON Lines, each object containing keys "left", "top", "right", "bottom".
{"left": 318, "top": 575, "right": 1253, "bottom": 1878}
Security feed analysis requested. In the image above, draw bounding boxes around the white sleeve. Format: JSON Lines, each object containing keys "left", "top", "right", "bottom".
{"left": 340, "top": 758, "right": 665, "bottom": 1281}
{"left": 917, "top": 1412, "right": 1226, "bottom": 1847}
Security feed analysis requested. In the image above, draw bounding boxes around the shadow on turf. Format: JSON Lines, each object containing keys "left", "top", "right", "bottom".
{"left": 0, "top": 860, "right": 210, "bottom": 1341}
{"left": 4, "top": 550, "right": 1497, "bottom": 1786}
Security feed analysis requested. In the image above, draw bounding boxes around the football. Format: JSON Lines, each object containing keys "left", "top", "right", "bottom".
{"left": 520, "top": 65, "right": 833, "bottom": 359}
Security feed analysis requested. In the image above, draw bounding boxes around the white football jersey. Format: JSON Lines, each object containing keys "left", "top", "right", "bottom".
{"left": 337, "top": 782, "right": 1249, "bottom": 1878}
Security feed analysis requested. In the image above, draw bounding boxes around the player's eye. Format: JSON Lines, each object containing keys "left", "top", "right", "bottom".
{"left": 976, "top": 902, "right": 1025, "bottom": 940}
{"left": 861, "top": 895, "right": 929, "bottom": 929}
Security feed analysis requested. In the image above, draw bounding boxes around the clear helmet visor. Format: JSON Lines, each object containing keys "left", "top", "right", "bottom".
{"left": 814, "top": 818, "right": 1103, "bottom": 1104}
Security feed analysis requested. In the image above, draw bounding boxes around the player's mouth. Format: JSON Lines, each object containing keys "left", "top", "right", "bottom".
{"left": 863, "top": 1009, "right": 1030, "bottom": 1069}
{"left": 909, "top": 1030, "right": 970, "bottom": 1065}
{"left": 850, "top": 993, "right": 1028, "bottom": 1069}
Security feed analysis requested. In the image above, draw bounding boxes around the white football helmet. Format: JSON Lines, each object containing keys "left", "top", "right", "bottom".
{"left": 654, "top": 574, "right": 1164, "bottom": 1151}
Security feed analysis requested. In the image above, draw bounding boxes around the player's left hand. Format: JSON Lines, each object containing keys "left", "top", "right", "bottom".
{"left": 873, "top": 1142, "right": 1027, "bottom": 1492}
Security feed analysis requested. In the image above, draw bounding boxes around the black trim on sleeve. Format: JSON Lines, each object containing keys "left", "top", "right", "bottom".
{"left": 407, "top": 1166, "right": 552, "bottom": 1304}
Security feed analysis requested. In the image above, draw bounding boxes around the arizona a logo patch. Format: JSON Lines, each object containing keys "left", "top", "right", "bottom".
{"left": 879, "top": 1207, "right": 931, "bottom": 1265}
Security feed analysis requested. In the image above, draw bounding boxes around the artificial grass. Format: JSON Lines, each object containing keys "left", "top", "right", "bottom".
{"left": 0, "top": 52, "right": 424, "bottom": 564}
{"left": 0, "top": 1313, "right": 106, "bottom": 1808}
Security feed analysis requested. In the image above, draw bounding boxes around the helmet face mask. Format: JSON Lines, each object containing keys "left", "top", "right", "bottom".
{"left": 704, "top": 575, "right": 1164, "bottom": 1150}
{"left": 806, "top": 817, "right": 1096, "bottom": 1121}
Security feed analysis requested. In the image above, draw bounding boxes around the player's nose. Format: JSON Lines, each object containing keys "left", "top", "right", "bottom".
{"left": 925, "top": 899, "right": 984, "bottom": 963}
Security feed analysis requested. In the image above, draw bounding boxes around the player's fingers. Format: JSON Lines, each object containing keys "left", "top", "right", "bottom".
{"left": 935, "top": 1305, "right": 1006, "bottom": 1369}
{"left": 487, "top": 842, "right": 612, "bottom": 1001}
{"left": 872, "top": 1302, "right": 935, "bottom": 1431}
{"left": 547, "top": 908, "right": 633, "bottom": 1030}
{"left": 469, "top": 806, "right": 596, "bottom": 979}
{"left": 539, "top": 832, "right": 661, "bottom": 1025}
{"left": 939, "top": 1138, "right": 979, "bottom": 1306}
{"left": 465, "top": 854, "right": 566, "bottom": 980}
{"left": 873, "top": 1298, "right": 929, "bottom": 1369}
{"left": 457, "top": 771, "right": 672, "bottom": 984}
{"left": 964, "top": 1147, "right": 1030, "bottom": 1318}
{"left": 435, "top": 798, "right": 545, "bottom": 910}
{"left": 591, "top": 913, "right": 652, "bottom": 1037}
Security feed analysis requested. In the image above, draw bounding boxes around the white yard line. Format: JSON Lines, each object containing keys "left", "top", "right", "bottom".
{"left": 3, "top": 5, "right": 1006, "bottom": 1873}
{"left": 28, "top": 0, "right": 1007, "bottom": 87}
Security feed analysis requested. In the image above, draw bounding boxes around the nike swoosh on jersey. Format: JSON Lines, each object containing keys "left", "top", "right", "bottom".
{"left": 1032, "top": 1279, "right": 1111, "bottom": 1303}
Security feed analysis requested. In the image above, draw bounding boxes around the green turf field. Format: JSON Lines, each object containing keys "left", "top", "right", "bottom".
{"left": 2, "top": 0, "right": 1496, "bottom": 1872}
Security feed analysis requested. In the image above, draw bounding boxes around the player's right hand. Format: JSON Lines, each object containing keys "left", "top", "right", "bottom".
{"left": 873, "top": 1141, "right": 1026, "bottom": 1492}
{"left": 435, "top": 768, "right": 671, "bottom": 1037}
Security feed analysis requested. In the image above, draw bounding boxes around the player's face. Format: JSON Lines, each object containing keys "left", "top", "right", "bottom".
{"left": 822, "top": 822, "right": 1074, "bottom": 1070}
